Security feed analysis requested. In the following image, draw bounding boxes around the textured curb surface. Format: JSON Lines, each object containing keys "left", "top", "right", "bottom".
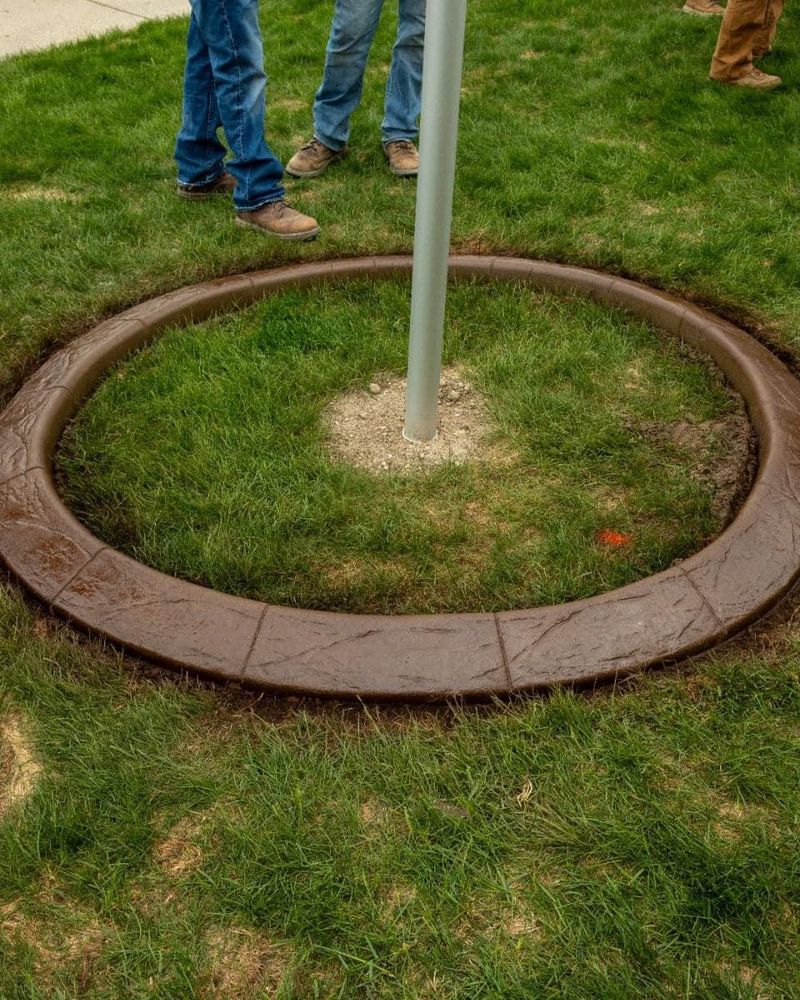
{"left": 2, "top": 256, "right": 800, "bottom": 701}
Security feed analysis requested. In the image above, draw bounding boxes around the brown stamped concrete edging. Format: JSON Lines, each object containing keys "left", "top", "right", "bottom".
{"left": 2, "top": 255, "right": 800, "bottom": 701}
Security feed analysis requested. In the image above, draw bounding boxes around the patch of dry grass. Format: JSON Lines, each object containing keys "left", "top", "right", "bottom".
{"left": 0, "top": 714, "right": 42, "bottom": 816}
{"left": 3, "top": 185, "right": 81, "bottom": 204}
{"left": 0, "top": 878, "right": 109, "bottom": 993}
{"left": 201, "top": 925, "right": 294, "bottom": 1000}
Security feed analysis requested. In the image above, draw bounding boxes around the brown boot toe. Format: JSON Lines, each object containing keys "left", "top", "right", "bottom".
{"left": 383, "top": 140, "right": 419, "bottom": 177}
{"left": 682, "top": 0, "right": 725, "bottom": 15}
{"left": 235, "top": 200, "right": 320, "bottom": 241}
{"left": 286, "top": 138, "right": 344, "bottom": 179}
{"left": 711, "top": 66, "right": 782, "bottom": 89}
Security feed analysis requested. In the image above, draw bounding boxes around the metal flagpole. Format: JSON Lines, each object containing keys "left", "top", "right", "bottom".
{"left": 403, "top": 0, "right": 468, "bottom": 444}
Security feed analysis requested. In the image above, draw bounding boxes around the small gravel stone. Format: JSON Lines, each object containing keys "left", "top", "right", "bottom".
{"left": 368, "top": 382, "right": 382, "bottom": 395}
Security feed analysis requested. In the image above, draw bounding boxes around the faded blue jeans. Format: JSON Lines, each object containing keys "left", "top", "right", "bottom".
{"left": 175, "top": 0, "right": 285, "bottom": 212}
{"left": 313, "top": 0, "right": 426, "bottom": 152}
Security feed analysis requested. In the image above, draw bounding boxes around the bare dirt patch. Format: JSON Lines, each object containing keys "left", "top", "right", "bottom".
{"left": 455, "top": 890, "right": 543, "bottom": 947}
{"left": 324, "top": 367, "right": 516, "bottom": 474}
{"left": 715, "top": 961, "right": 772, "bottom": 1000}
{"left": 153, "top": 812, "right": 207, "bottom": 878}
{"left": 360, "top": 797, "right": 390, "bottom": 827}
{"left": 628, "top": 396, "right": 755, "bottom": 524}
{"left": 202, "top": 925, "right": 293, "bottom": 1000}
{"left": 502, "top": 910, "right": 541, "bottom": 939}
{"left": 0, "top": 715, "right": 42, "bottom": 816}
{"left": 382, "top": 882, "right": 418, "bottom": 921}
{"left": 360, "top": 798, "right": 410, "bottom": 844}
{"left": 0, "top": 882, "right": 108, "bottom": 992}
{"left": 711, "top": 796, "right": 779, "bottom": 843}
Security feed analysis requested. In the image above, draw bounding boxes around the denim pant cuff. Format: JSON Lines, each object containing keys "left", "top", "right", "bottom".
{"left": 313, "top": 131, "right": 346, "bottom": 153}
{"left": 235, "top": 193, "right": 286, "bottom": 213}
{"left": 178, "top": 167, "right": 226, "bottom": 189}
{"left": 381, "top": 133, "right": 418, "bottom": 147}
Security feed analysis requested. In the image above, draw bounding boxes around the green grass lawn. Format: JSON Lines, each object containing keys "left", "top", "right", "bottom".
{"left": 57, "top": 279, "right": 739, "bottom": 614}
{"left": 2, "top": 1, "right": 800, "bottom": 997}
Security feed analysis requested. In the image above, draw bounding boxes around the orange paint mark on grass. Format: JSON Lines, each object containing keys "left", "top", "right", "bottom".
{"left": 595, "top": 529, "right": 632, "bottom": 547}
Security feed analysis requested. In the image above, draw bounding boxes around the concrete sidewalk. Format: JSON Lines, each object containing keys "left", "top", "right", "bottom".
{"left": 1, "top": 0, "right": 189, "bottom": 59}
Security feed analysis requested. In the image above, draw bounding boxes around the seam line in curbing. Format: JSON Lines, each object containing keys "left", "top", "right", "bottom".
{"left": 680, "top": 567, "right": 725, "bottom": 630}
{"left": 494, "top": 613, "right": 513, "bottom": 691}
{"left": 49, "top": 547, "right": 110, "bottom": 604}
{"left": 242, "top": 604, "right": 270, "bottom": 676}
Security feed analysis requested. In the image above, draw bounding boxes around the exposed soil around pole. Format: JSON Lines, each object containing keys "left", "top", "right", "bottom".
{"left": 324, "top": 367, "right": 516, "bottom": 474}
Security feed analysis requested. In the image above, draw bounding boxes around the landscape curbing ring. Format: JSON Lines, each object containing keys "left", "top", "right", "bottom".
{"left": 2, "top": 255, "right": 800, "bottom": 701}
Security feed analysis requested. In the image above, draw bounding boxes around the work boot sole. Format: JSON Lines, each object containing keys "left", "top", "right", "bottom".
{"left": 709, "top": 73, "right": 782, "bottom": 89}
{"left": 285, "top": 164, "right": 331, "bottom": 179}
{"left": 387, "top": 164, "right": 418, "bottom": 177}
{"left": 234, "top": 217, "right": 320, "bottom": 241}
{"left": 682, "top": 3, "right": 724, "bottom": 14}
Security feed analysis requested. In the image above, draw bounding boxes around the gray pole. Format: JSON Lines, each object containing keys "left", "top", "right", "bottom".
{"left": 403, "top": 0, "right": 468, "bottom": 444}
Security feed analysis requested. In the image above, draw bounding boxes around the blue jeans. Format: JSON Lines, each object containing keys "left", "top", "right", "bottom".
{"left": 175, "top": 0, "right": 285, "bottom": 212}
{"left": 313, "top": 0, "right": 426, "bottom": 152}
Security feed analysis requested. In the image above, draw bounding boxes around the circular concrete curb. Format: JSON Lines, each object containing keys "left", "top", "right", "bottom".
{"left": 2, "top": 256, "right": 800, "bottom": 701}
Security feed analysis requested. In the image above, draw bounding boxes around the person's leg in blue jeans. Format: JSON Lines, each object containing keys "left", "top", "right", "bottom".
{"left": 175, "top": 11, "right": 229, "bottom": 189}
{"left": 381, "top": 0, "right": 425, "bottom": 146}
{"left": 286, "top": 0, "right": 425, "bottom": 179}
{"left": 176, "top": 0, "right": 284, "bottom": 210}
{"left": 313, "top": 0, "right": 384, "bottom": 152}
{"left": 175, "top": 0, "right": 319, "bottom": 237}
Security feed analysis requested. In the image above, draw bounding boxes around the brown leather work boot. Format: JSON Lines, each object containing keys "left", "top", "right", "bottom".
{"left": 285, "top": 138, "right": 344, "bottom": 178}
{"left": 383, "top": 139, "right": 419, "bottom": 177}
{"left": 712, "top": 66, "right": 782, "bottom": 89}
{"left": 176, "top": 172, "right": 237, "bottom": 200}
{"left": 682, "top": 0, "right": 725, "bottom": 14}
{"left": 235, "top": 200, "right": 320, "bottom": 241}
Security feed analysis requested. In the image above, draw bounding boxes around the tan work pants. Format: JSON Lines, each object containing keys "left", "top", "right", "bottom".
{"left": 710, "top": 0, "right": 785, "bottom": 79}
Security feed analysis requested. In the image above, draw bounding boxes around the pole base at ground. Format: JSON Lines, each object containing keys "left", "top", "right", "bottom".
{"left": 402, "top": 428, "right": 439, "bottom": 445}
